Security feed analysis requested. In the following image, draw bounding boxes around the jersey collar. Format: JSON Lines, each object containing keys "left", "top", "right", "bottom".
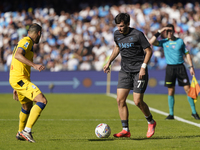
{"left": 28, "top": 36, "right": 34, "bottom": 44}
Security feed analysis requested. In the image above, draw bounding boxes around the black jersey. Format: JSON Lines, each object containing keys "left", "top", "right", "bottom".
{"left": 114, "top": 28, "right": 151, "bottom": 72}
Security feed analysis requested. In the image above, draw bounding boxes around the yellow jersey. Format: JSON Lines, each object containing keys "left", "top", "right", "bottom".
{"left": 9, "top": 36, "right": 34, "bottom": 81}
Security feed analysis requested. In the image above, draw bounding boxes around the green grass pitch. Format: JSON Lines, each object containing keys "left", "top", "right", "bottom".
{"left": 0, "top": 94, "right": 200, "bottom": 150}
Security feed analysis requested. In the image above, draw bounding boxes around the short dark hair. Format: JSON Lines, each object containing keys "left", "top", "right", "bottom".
{"left": 28, "top": 23, "right": 42, "bottom": 33}
{"left": 166, "top": 24, "right": 175, "bottom": 31}
{"left": 114, "top": 13, "right": 130, "bottom": 25}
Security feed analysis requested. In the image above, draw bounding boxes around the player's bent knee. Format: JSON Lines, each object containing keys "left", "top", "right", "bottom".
{"left": 41, "top": 97, "right": 47, "bottom": 105}
{"left": 36, "top": 101, "right": 46, "bottom": 110}
{"left": 22, "top": 102, "right": 33, "bottom": 111}
{"left": 134, "top": 101, "right": 140, "bottom": 107}
{"left": 134, "top": 100, "right": 142, "bottom": 107}
{"left": 34, "top": 93, "right": 47, "bottom": 105}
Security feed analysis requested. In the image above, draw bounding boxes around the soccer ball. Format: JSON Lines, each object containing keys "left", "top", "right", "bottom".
{"left": 95, "top": 123, "right": 111, "bottom": 138}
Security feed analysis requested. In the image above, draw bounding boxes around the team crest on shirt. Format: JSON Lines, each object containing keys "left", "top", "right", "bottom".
{"left": 32, "top": 85, "right": 36, "bottom": 89}
{"left": 183, "top": 79, "right": 187, "bottom": 83}
{"left": 172, "top": 45, "right": 176, "bottom": 49}
{"left": 129, "top": 37, "right": 134, "bottom": 41}
{"left": 24, "top": 42, "right": 29, "bottom": 48}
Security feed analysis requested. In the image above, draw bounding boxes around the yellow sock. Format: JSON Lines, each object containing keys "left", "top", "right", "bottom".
{"left": 19, "top": 111, "right": 29, "bottom": 132}
{"left": 26, "top": 105, "right": 42, "bottom": 129}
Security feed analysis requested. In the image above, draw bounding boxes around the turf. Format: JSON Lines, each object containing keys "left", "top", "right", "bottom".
{"left": 0, "top": 94, "right": 200, "bottom": 150}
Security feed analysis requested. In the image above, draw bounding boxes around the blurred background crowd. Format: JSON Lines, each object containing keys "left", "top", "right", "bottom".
{"left": 0, "top": 0, "right": 200, "bottom": 72}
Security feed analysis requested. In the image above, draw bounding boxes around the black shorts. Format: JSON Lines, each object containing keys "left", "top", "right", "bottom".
{"left": 117, "top": 70, "right": 148, "bottom": 93}
{"left": 165, "top": 64, "right": 190, "bottom": 87}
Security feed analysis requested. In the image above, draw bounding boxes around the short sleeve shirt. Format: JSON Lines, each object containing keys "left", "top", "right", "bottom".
{"left": 157, "top": 38, "right": 188, "bottom": 65}
{"left": 114, "top": 28, "right": 151, "bottom": 72}
{"left": 10, "top": 36, "right": 34, "bottom": 80}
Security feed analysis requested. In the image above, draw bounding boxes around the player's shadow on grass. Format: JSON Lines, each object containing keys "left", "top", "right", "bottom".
{"left": 88, "top": 139, "right": 114, "bottom": 141}
{"left": 50, "top": 135, "right": 200, "bottom": 142}
{"left": 89, "top": 134, "right": 200, "bottom": 141}
{"left": 131, "top": 134, "right": 200, "bottom": 140}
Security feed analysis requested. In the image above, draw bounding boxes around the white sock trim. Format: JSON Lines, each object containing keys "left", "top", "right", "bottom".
{"left": 24, "top": 127, "right": 31, "bottom": 133}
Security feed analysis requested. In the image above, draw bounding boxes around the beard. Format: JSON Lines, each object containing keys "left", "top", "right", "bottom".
{"left": 35, "top": 36, "right": 40, "bottom": 44}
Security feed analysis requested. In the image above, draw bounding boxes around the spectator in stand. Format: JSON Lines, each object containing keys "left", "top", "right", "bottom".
{"left": 0, "top": 1, "right": 200, "bottom": 71}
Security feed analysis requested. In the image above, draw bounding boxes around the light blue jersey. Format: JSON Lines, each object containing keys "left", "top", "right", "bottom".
{"left": 157, "top": 38, "right": 189, "bottom": 65}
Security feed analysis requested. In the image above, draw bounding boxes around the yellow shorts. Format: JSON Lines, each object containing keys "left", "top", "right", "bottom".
{"left": 9, "top": 78, "right": 42, "bottom": 104}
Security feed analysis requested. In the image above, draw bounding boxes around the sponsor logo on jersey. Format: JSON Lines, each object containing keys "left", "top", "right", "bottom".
{"left": 118, "top": 43, "right": 134, "bottom": 48}
{"left": 24, "top": 42, "right": 29, "bottom": 48}
{"left": 166, "top": 82, "right": 172, "bottom": 84}
{"left": 129, "top": 37, "right": 134, "bottom": 41}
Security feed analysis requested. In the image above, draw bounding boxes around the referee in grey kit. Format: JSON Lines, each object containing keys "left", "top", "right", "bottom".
{"left": 103, "top": 13, "right": 156, "bottom": 138}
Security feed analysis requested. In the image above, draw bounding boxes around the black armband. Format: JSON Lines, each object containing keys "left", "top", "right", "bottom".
{"left": 154, "top": 32, "right": 161, "bottom": 38}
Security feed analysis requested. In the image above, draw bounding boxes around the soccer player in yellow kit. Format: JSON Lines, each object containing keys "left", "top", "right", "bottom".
{"left": 9, "top": 23, "right": 47, "bottom": 143}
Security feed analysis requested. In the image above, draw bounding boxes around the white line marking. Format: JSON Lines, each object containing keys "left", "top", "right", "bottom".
{"left": 107, "top": 93, "right": 200, "bottom": 128}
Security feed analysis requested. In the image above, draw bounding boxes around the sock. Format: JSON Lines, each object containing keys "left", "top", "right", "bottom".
{"left": 24, "top": 127, "right": 31, "bottom": 133}
{"left": 145, "top": 114, "right": 154, "bottom": 124}
{"left": 121, "top": 120, "right": 129, "bottom": 131}
{"left": 18, "top": 108, "right": 30, "bottom": 132}
{"left": 187, "top": 96, "right": 196, "bottom": 114}
{"left": 25, "top": 102, "right": 46, "bottom": 129}
{"left": 168, "top": 95, "right": 174, "bottom": 116}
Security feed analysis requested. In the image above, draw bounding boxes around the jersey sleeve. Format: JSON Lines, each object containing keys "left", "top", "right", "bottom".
{"left": 157, "top": 39, "right": 165, "bottom": 47}
{"left": 138, "top": 32, "right": 151, "bottom": 49}
{"left": 18, "top": 39, "right": 31, "bottom": 53}
{"left": 181, "top": 40, "right": 189, "bottom": 54}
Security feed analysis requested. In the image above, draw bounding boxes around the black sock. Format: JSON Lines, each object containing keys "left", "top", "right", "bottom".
{"left": 121, "top": 120, "right": 128, "bottom": 128}
{"left": 145, "top": 114, "right": 154, "bottom": 123}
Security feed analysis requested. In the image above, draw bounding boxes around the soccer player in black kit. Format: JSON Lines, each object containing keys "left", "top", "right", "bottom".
{"left": 103, "top": 13, "right": 156, "bottom": 138}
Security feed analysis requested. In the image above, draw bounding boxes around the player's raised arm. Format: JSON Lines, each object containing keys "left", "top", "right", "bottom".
{"left": 14, "top": 48, "right": 45, "bottom": 72}
{"left": 149, "top": 27, "right": 172, "bottom": 45}
{"left": 14, "top": 48, "right": 34, "bottom": 68}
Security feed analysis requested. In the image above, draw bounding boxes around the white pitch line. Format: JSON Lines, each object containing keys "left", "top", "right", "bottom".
{"left": 107, "top": 93, "right": 200, "bottom": 128}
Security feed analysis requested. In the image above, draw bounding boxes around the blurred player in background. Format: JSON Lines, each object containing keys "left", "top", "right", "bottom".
{"left": 149, "top": 24, "right": 200, "bottom": 120}
{"left": 9, "top": 23, "right": 47, "bottom": 143}
{"left": 104, "top": 13, "right": 156, "bottom": 138}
